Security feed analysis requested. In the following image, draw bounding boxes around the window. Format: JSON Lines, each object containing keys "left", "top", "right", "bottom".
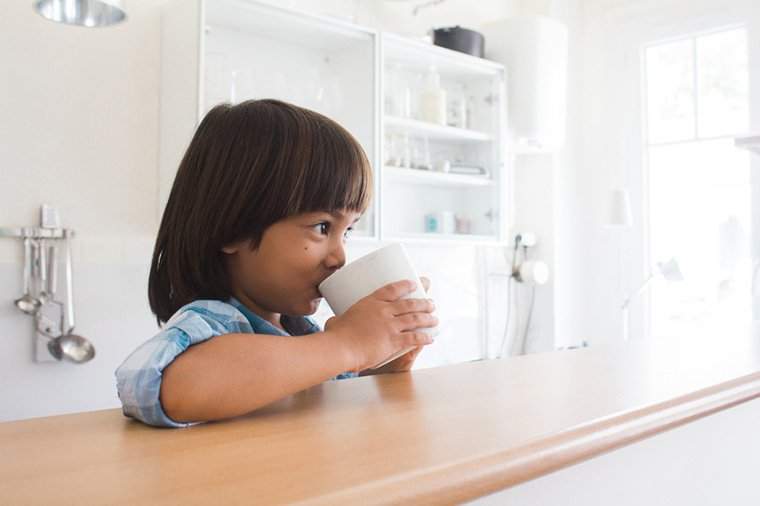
{"left": 644, "top": 27, "right": 751, "bottom": 339}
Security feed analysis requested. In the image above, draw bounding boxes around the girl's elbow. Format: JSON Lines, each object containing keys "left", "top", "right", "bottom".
{"left": 159, "top": 362, "right": 197, "bottom": 423}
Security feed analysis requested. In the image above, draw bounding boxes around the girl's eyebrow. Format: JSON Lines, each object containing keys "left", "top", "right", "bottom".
{"left": 325, "top": 211, "right": 361, "bottom": 224}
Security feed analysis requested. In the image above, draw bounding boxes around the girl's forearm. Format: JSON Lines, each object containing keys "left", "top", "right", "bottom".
{"left": 159, "top": 331, "right": 353, "bottom": 423}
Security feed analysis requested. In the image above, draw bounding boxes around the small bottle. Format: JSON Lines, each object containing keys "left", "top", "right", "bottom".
{"left": 384, "top": 132, "right": 398, "bottom": 167}
{"left": 424, "top": 213, "right": 440, "bottom": 233}
{"left": 418, "top": 66, "right": 447, "bottom": 125}
{"left": 400, "top": 133, "right": 412, "bottom": 169}
{"left": 447, "top": 83, "right": 468, "bottom": 129}
{"left": 384, "top": 68, "right": 397, "bottom": 117}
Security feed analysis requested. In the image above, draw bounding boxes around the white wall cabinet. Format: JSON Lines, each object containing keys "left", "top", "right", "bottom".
{"left": 160, "top": 0, "right": 509, "bottom": 245}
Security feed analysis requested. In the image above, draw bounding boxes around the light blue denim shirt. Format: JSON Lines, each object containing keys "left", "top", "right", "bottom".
{"left": 115, "top": 297, "right": 357, "bottom": 428}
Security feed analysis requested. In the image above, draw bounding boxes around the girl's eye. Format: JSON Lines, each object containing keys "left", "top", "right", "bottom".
{"left": 312, "top": 222, "right": 353, "bottom": 240}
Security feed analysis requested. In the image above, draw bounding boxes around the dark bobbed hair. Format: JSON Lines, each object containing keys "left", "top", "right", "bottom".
{"left": 148, "top": 99, "right": 373, "bottom": 325}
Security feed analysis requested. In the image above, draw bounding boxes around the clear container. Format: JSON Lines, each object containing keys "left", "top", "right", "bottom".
{"left": 418, "top": 66, "right": 447, "bottom": 125}
{"left": 447, "top": 82, "right": 468, "bottom": 129}
{"left": 385, "top": 64, "right": 412, "bottom": 118}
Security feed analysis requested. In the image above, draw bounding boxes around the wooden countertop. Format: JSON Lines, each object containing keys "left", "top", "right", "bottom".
{"left": 3, "top": 333, "right": 760, "bottom": 505}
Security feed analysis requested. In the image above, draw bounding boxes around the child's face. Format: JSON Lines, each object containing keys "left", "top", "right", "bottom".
{"left": 222, "top": 209, "right": 362, "bottom": 318}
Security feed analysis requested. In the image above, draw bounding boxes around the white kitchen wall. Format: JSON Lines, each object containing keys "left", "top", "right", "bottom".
{"left": 0, "top": 1, "right": 163, "bottom": 421}
{"left": 2, "top": 0, "right": 555, "bottom": 422}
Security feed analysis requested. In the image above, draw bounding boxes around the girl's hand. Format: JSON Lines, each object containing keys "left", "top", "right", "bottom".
{"left": 359, "top": 276, "right": 432, "bottom": 376}
{"left": 324, "top": 276, "right": 437, "bottom": 373}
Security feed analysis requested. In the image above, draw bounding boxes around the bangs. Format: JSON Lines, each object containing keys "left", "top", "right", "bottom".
{"left": 284, "top": 108, "right": 373, "bottom": 217}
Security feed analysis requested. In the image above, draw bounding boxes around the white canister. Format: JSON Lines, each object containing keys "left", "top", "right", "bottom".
{"left": 440, "top": 211, "right": 456, "bottom": 234}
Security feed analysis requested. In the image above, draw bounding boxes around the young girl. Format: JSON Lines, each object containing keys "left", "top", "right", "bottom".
{"left": 115, "top": 99, "right": 437, "bottom": 428}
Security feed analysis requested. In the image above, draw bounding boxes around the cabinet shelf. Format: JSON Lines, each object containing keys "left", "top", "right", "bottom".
{"left": 387, "top": 232, "right": 501, "bottom": 245}
{"left": 384, "top": 116, "right": 492, "bottom": 142}
{"left": 382, "top": 32, "right": 504, "bottom": 78}
{"left": 383, "top": 166, "right": 493, "bottom": 188}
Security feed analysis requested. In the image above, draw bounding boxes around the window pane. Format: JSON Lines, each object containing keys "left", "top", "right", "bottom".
{"left": 648, "top": 139, "right": 751, "bottom": 340}
{"left": 645, "top": 39, "right": 695, "bottom": 143}
{"left": 696, "top": 28, "right": 749, "bottom": 138}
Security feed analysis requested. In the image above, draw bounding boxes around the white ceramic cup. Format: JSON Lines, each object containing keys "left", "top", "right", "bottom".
{"left": 318, "top": 242, "right": 438, "bottom": 369}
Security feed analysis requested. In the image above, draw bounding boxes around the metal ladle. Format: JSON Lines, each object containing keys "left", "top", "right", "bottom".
{"left": 37, "top": 321, "right": 95, "bottom": 363}
{"left": 14, "top": 237, "right": 42, "bottom": 315}
{"left": 41, "top": 234, "right": 95, "bottom": 363}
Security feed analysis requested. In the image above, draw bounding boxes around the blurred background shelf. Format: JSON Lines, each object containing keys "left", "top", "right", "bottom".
{"left": 383, "top": 166, "right": 493, "bottom": 187}
{"left": 386, "top": 231, "right": 503, "bottom": 246}
{"left": 382, "top": 32, "right": 503, "bottom": 78}
{"left": 384, "top": 116, "right": 492, "bottom": 142}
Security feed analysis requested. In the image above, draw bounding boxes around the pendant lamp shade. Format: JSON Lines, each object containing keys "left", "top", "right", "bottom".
{"left": 34, "top": 0, "right": 126, "bottom": 27}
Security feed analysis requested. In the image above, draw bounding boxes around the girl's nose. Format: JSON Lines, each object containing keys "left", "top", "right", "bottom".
{"left": 325, "top": 239, "right": 346, "bottom": 270}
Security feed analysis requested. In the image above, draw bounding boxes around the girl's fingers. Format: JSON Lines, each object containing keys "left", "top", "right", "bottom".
{"left": 404, "top": 331, "right": 434, "bottom": 346}
{"left": 396, "top": 313, "right": 439, "bottom": 331}
{"left": 373, "top": 279, "right": 417, "bottom": 302}
{"left": 390, "top": 298, "right": 435, "bottom": 316}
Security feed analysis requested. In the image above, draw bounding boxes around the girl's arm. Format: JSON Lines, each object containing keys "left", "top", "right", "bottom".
{"left": 160, "top": 279, "right": 435, "bottom": 424}
{"left": 160, "top": 330, "right": 352, "bottom": 423}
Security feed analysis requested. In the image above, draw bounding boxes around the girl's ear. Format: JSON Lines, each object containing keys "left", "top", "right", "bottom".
{"left": 222, "top": 239, "right": 254, "bottom": 254}
{"left": 221, "top": 240, "right": 243, "bottom": 254}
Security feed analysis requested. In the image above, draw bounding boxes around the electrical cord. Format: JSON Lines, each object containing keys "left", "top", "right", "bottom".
{"left": 497, "top": 236, "right": 521, "bottom": 358}
{"left": 497, "top": 276, "right": 514, "bottom": 358}
{"left": 497, "top": 242, "right": 540, "bottom": 357}
{"left": 518, "top": 245, "right": 536, "bottom": 355}
{"left": 520, "top": 287, "right": 536, "bottom": 355}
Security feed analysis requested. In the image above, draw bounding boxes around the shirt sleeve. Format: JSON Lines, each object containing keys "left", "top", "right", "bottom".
{"left": 115, "top": 309, "right": 228, "bottom": 428}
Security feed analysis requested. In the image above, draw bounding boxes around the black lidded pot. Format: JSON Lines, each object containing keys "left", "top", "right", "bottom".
{"left": 432, "top": 26, "right": 485, "bottom": 58}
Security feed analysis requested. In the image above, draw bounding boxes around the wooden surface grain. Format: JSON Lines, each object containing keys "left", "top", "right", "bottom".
{"left": 3, "top": 333, "right": 760, "bottom": 505}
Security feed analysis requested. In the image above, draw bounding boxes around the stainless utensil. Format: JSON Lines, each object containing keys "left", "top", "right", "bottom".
{"left": 48, "top": 334, "right": 95, "bottom": 363}
{"left": 36, "top": 233, "right": 95, "bottom": 364}
{"left": 64, "top": 232, "right": 75, "bottom": 332}
{"left": 48, "top": 242, "right": 57, "bottom": 299}
{"left": 35, "top": 312, "right": 95, "bottom": 363}
{"left": 57, "top": 231, "right": 95, "bottom": 363}
{"left": 14, "top": 237, "right": 42, "bottom": 314}
{"left": 38, "top": 238, "right": 49, "bottom": 303}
